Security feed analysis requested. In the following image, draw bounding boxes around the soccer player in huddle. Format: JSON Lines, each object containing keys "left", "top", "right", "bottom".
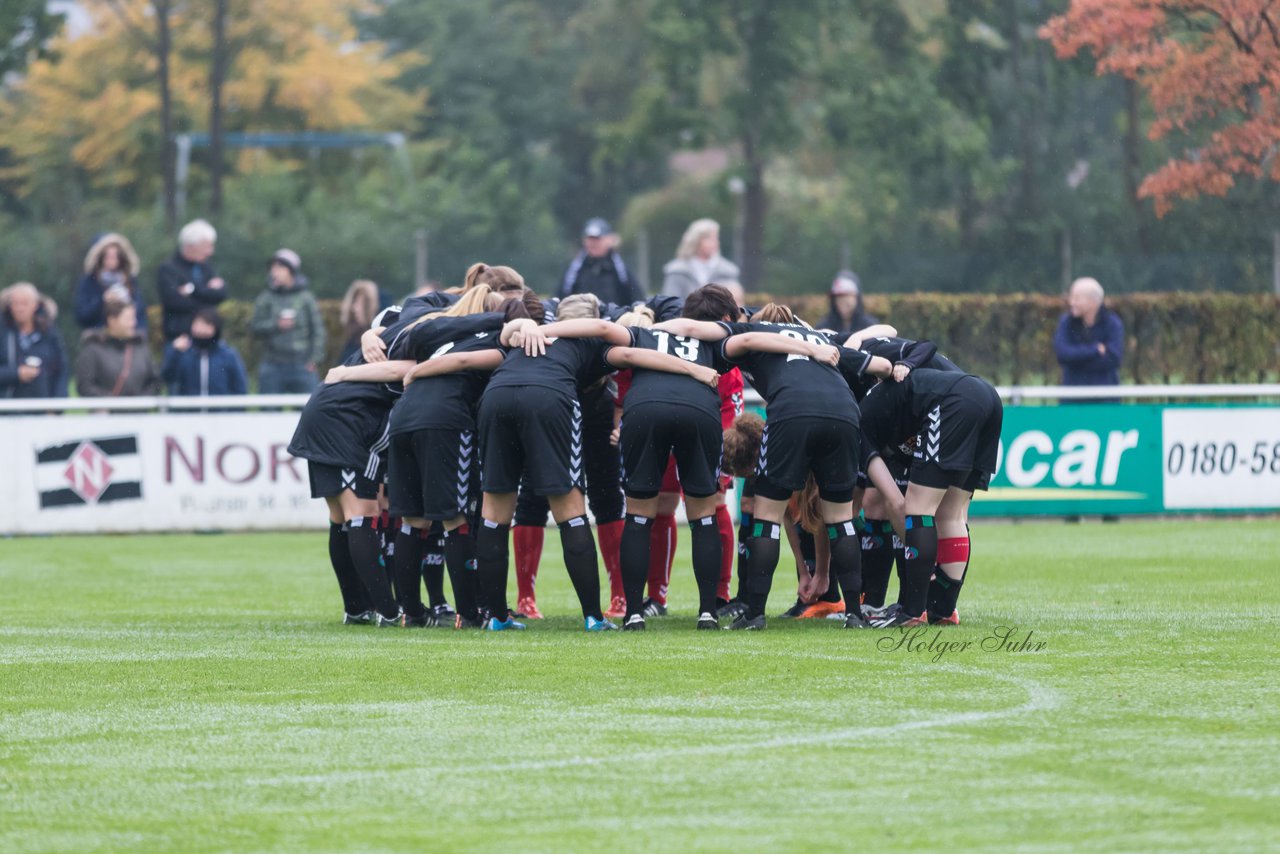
{"left": 652, "top": 303, "right": 894, "bottom": 629}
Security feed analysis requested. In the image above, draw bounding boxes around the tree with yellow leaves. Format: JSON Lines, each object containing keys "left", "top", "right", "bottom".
{"left": 0, "top": 0, "right": 421, "bottom": 226}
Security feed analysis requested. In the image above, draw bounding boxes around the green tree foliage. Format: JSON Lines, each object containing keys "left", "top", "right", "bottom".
{"left": 0, "top": 0, "right": 61, "bottom": 77}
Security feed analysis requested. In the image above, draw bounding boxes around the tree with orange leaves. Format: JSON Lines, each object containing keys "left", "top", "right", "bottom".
{"left": 1041, "top": 1, "right": 1280, "bottom": 215}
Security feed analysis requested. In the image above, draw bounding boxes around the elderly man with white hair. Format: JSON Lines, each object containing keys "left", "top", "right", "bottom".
{"left": 156, "top": 218, "right": 227, "bottom": 341}
{"left": 1053, "top": 276, "right": 1125, "bottom": 389}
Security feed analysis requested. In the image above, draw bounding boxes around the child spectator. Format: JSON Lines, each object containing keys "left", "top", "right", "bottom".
{"left": 162, "top": 308, "right": 248, "bottom": 397}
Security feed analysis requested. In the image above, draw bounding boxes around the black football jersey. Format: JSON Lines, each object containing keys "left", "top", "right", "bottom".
{"left": 483, "top": 336, "right": 613, "bottom": 400}
{"left": 858, "top": 367, "right": 973, "bottom": 452}
{"left": 288, "top": 348, "right": 400, "bottom": 470}
{"left": 612, "top": 327, "right": 734, "bottom": 417}
{"left": 389, "top": 330, "right": 504, "bottom": 436}
{"left": 717, "top": 321, "right": 859, "bottom": 424}
{"left": 824, "top": 333, "right": 962, "bottom": 401}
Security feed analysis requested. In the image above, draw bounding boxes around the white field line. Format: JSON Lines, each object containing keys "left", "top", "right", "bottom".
{"left": 237, "top": 661, "right": 1060, "bottom": 786}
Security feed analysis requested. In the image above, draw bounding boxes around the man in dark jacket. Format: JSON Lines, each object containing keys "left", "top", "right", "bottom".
{"left": 156, "top": 218, "right": 227, "bottom": 341}
{"left": 559, "top": 217, "right": 645, "bottom": 306}
{"left": 162, "top": 308, "right": 248, "bottom": 397}
{"left": 250, "top": 249, "right": 326, "bottom": 393}
{"left": 1053, "top": 277, "right": 1124, "bottom": 387}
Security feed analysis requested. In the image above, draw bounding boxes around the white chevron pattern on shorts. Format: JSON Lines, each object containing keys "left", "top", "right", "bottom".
{"left": 569, "top": 401, "right": 584, "bottom": 487}
{"left": 926, "top": 405, "right": 941, "bottom": 461}
{"left": 757, "top": 424, "right": 769, "bottom": 476}
{"left": 456, "top": 431, "right": 473, "bottom": 508}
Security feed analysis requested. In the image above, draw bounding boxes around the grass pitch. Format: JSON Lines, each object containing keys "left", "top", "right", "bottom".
{"left": 2, "top": 520, "right": 1279, "bottom": 852}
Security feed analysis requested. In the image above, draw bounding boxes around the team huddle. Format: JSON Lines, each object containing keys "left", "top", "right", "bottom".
{"left": 287, "top": 265, "right": 1004, "bottom": 631}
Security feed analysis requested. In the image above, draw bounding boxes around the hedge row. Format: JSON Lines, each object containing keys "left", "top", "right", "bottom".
{"left": 148, "top": 293, "right": 1280, "bottom": 387}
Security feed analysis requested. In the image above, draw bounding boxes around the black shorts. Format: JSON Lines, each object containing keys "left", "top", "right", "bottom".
{"left": 308, "top": 461, "right": 379, "bottom": 501}
{"left": 910, "top": 376, "right": 1003, "bottom": 492}
{"left": 387, "top": 429, "right": 478, "bottom": 520}
{"left": 620, "top": 402, "right": 722, "bottom": 499}
{"left": 479, "top": 386, "right": 584, "bottom": 496}
{"left": 754, "top": 417, "right": 860, "bottom": 503}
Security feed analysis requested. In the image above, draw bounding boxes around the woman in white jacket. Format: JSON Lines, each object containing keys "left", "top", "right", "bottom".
{"left": 660, "top": 219, "right": 740, "bottom": 299}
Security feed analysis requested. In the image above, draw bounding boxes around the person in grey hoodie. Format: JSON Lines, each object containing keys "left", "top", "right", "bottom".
{"left": 660, "top": 218, "right": 740, "bottom": 300}
{"left": 250, "top": 249, "right": 326, "bottom": 393}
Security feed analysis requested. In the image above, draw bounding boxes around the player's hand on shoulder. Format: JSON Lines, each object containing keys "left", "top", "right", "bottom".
{"left": 891, "top": 362, "right": 911, "bottom": 382}
{"left": 361, "top": 328, "right": 387, "bottom": 363}
{"left": 324, "top": 366, "right": 345, "bottom": 384}
{"left": 811, "top": 343, "right": 840, "bottom": 366}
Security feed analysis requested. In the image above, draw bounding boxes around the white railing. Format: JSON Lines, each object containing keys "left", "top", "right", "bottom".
{"left": 2, "top": 383, "right": 1279, "bottom": 414}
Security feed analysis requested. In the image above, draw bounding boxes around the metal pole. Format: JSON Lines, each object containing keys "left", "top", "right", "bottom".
{"left": 1273, "top": 229, "right": 1279, "bottom": 296}
{"left": 174, "top": 134, "right": 192, "bottom": 225}
{"left": 415, "top": 229, "right": 428, "bottom": 287}
{"left": 636, "top": 228, "right": 651, "bottom": 295}
{"left": 1061, "top": 229, "right": 1072, "bottom": 291}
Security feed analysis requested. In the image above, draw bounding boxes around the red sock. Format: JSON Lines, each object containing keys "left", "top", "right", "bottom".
{"left": 715, "top": 503, "right": 734, "bottom": 601}
{"left": 647, "top": 514, "right": 677, "bottom": 605}
{"left": 513, "top": 525, "right": 544, "bottom": 602}
{"left": 597, "top": 519, "right": 625, "bottom": 601}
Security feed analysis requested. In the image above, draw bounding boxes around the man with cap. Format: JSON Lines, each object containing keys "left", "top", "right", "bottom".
{"left": 559, "top": 218, "right": 645, "bottom": 306}
{"left": 249, "top": 248, "right": 326, "bottom": 393}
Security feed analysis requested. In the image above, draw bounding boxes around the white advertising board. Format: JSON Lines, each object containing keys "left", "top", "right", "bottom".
{"left": 1162, "top": 407, "right": 1280, "bottom": 510}
{"left": 0, "top": 412, "right": 323, "bottom": 534}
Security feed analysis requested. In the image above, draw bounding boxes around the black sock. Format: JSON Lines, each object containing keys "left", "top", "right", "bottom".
{"left": 347, "top": 517, "right": 398, "bottom": 619}
{"left": 928, "top": 569, "right": 965, "bottom": 618}
{"left": 475, "top": 520, "right": 510, "bottom": 621}
{"left": 328, "top": 522, "right": 371, "bottom": 613}
{"left": 901, "top": 515, "right": 937, "bottom": 617}
{"left": 379, "top": 512, "right": 397, "bottom": 570}
{"left": 422, "top": 531, "right": 447, "bottom": 608}
{"left": 444, "top": 525, "right": 480, "bottom": 622}
{"left": 559, "top": 515, "right": 602, "bottom": 621}
{"left": 827, "top": 519, "right": 861, "bottom": 613}
{"left": 742, "top": 520, "right": 781, "bottom": 619}
{"left": 689, "top": 515, "right": 722, "bottom": 615}
{"left": 929, "top": 525, "right": 969, "bottom": 619}
{"left": 860, "top": 519, "right": 895, "bottom": 608}
{"left": 735, "top": 511, "right": 753, "bottom": 601}
{"left": 820, "top": 569, "right": 843, "bottom": 603}
{"left": 620, "top": 514, "right": 652, "bottom": 617}
{"left": 392, "top": 524, "right": 426, "bottom": 618}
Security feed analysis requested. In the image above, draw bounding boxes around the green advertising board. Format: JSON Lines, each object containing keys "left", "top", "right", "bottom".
{"left": 971, "top": 404, "right": 1164, "bottom": 516}
{"left": 743, "top": 401, "right": 1280, "bottom": 516}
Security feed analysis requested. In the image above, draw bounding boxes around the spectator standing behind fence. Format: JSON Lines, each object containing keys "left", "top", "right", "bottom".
{"left": 76, "top": 296, "right": 161, "bottom": 397}
{"left": 816, "top": 270, "right": 878, "bottom": 336}
{"left": 157, "top": 219, "right": 226, "bottom": 341}
{"left": 73, "top": 233, "right": 147, "bottom": 331}
{"left": 560, "top": 218, "right": 644, "bottom": 305}
{"left": 661, "top": 218, "right": 740, "bottom": 300}
{"left": 338, "top": 279, "right": 381, "bottom": 363}
{"left": 1053, "top": 277, "right": 1124, "bottom": 389}
{"left": 162, "top": 308, "right": 248, "bottom": 397}
{"left": 1, "top": 282, "right": 67, "bottom": 399}
{"left": 250, "top": 249, "right": 325, "bottom": 393}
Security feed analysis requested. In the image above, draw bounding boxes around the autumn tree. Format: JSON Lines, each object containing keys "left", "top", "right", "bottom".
{"left": 0, "top": 0, "right": 420, "bottom": 220}
{"left": 1041, "top": 0, "right": 1280, "bottom": 215}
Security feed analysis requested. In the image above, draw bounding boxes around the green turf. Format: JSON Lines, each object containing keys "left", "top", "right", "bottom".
{"left": 2, "top": 520, "right": 1279, "bottom": 852}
